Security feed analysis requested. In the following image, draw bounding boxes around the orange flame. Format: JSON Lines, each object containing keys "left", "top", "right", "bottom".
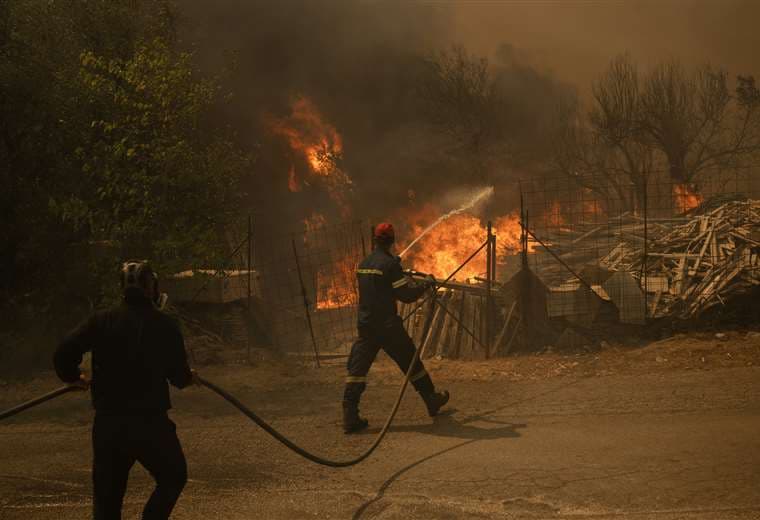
{"left": 315, "top": 255, "right": 358, "bottom": 310}
{"left": 396, "top": 205, "right": 526, "bottom": 280}
{"left": 302, "top": 213, "right": 358, "bottom": 310}
{"left": 545, "top": 200, "right": 565, "bottom": 227}
{"left": 269, "top": 96, "right": 353, "bottom": 216}
{"left": 494, "top": 213, "right": 527, "bottom": 254}
{"left": 310, "top": 202, "right": 543, "bottom": 308}
{"left": 674, "top": 184, "right": 702, "bottom": 213}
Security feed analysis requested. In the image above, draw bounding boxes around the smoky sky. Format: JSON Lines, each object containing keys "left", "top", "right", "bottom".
{"left": 451, "top": 0, "right": 760, "bottom": 89}
{"left": 178, "top": 0, "right": 759, "bottom": 225}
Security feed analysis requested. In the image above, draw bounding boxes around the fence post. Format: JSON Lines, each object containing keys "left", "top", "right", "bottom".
{"left": 520, "top": 187, "right": 528, "bottom": 270}
{"left": 491, "top": 222, "right": 498, "bottom": 352}
{"left": 247, "top": 214, "right": 252, "bottom": 363}
{"left": 643, "top": 179, "right": 649, "bottom": 320}
{"left": 292, "top": 238, "right": 321, "bottom": 368}
{"left": 491, "top": 227, "right": 497, "bottom": 284}
{"left": 485, "top": 221, "right": 493, "bottom": 358}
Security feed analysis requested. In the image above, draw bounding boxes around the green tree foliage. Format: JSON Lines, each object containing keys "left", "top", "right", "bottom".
{"left": 67, "top": 39, "right": 248, "bottom": 271}
{"left": 0, "top": 1, "right": 250, "bottom": 354}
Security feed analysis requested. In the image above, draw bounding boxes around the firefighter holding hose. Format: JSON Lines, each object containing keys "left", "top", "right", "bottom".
{"left": 342, "top": 223, "right": 450, "bottom": 434}
{"left": 53, "top": 260, "right": 199, "bottom": 520}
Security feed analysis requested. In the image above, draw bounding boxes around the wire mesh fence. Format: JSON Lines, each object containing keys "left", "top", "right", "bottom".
{"left": 519, "top": 169, "right": 757, "bottom": 326}
{"left": 252, "top": 219, "right": 370, "bottom": 362}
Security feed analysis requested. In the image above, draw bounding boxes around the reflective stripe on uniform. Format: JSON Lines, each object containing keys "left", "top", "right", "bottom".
{"left": 409, "top": 369, "right": 428, "bottom": 383}
{"left": 345, "top": 376, "right": 368, "bottom": 384}
{"left": 391, "top": 277, "right": 408, "bottom": 289}
{"left": 357, "top": 269, "right": 383, "bottom": 276}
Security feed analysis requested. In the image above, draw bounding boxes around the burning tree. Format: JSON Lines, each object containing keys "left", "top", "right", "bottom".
{"left": 552, "top": 55, "right": 760, "bottom": 213}
{"left": 268, "top": 96, "right": 353, "bottom": 218}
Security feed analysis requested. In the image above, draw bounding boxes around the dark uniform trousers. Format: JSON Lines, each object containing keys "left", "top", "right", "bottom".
{"left": 93, "top": 413, "right": 187, "bottom": 520}
{"left": 344, "top": 317, "right": 434, "bottom": 404}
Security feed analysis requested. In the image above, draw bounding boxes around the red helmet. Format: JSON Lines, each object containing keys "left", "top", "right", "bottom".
{"left": 373, "top": 222, "right": 395, "bottom": 243}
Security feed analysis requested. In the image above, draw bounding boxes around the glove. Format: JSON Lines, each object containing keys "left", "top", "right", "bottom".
{"left": 67, "top": 373, "right": 90, "bottom": 391}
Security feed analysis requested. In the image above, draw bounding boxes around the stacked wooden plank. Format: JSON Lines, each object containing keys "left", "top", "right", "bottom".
{"left": 399, "top": 287, "right": 493, "bottom": 360}
{"left": 529, "top": 213, "right": 702, "bottom": 278}
{"left": 524, "top": 199, "right": 760, "bottom": 320}
{"left": 598, "top": 200, "right": 760, "bottom": 318}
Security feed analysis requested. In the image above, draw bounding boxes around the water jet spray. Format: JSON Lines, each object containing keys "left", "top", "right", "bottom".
{"left": 399, "top": 186, "right": 494, "bottom": 257}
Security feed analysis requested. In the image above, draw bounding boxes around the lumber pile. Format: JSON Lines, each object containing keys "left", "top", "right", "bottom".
{"left": 528, "top": 199, "right": 760, "bottom": 320}
{"left": 526, "top": 213, "right": 687, "bottom": 286}
{"left": 600, "top": 199, "right": 760, "bottom": 318}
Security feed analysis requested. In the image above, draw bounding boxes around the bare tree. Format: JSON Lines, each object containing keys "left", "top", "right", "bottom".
{"left": 552, "top": 54, "right": 760, "bottom": 212}
{"left": 641, "top": 62, "right": 760, "bottom": 184}
{"left": 551, "top": 55, "right": 654, "bottom": 212}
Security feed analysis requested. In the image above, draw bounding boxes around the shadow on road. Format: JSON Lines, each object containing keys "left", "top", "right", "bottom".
{"left": 353, "top": 416, "right": 525, "bottom": 519}
{"left": 351, "top": 439, "right": 478, "bottom": 520}
{"left": 352, "top": 379, "right": 582, "bottom": 519}
{"left": 362, "top": 409, "right": 526, "bottom": 440}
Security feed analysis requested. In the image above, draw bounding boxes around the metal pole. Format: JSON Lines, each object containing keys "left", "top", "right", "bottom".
{"left": 247, "top": 214, "right": 252, "bottom": 364}
{"left": 491, "top": 230, "right": 497, "bottom": 283}
{"left": 485, "top": 221, "right": 493, "bottom": 358}
{"left": 251, "top": 214, "right": 256, "bottom": 270}
{"left": 520, "top": 187, "right": 528, "bottom": 270}
{"left": 491, "top": 224, "right": 498, "bottom": 350}
{"left": 292, "top": 239, "right": 321, "bottom": 368}
{"left": 643, "top": 179, "right": 648, "bottom": 320}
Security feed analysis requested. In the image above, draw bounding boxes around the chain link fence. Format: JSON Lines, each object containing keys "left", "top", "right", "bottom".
{"left": 254, "top": 219, "right": 369, "bottom": 363}
{"left": 519, "top": 169, "right": 757, "bottom": 327}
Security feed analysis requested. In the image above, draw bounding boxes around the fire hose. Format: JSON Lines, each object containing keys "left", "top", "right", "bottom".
{"left": 0, "top": 276, "right": 447, "bottom": 468}
{"left": 0, "top": 385, "right": 78, "bottom": 421}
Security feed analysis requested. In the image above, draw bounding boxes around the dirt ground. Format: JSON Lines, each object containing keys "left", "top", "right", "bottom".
{"left": 1, "top": 331, "right": 759, "bottom": 519}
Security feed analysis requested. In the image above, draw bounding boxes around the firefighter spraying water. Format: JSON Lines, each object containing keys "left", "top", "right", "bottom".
{"left": 342, "top": 223, "right": 450, "bottom": 433}
{"left": 0, "top": 195, "right": 504, "bottom": 510}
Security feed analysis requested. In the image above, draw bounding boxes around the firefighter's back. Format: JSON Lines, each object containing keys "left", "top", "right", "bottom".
{"left": 356, "top": 248, "right": 398, "bottom": 328}
{"left": 89, "top": 298, "right": 187, "bottom": 413}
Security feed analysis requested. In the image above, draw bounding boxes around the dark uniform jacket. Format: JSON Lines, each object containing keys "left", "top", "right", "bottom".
{"left": 357, "top": 248, "right": 427, "bottom": 329}
{"left": 53, "top": 294, "right": 193, "bottom": 414}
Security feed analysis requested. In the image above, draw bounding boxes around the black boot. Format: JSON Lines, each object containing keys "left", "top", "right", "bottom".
{"left": 342, "top": 400, "right": 368, "bottom": 434}
{"left": 421, "top": 389, "right": 450, "bottom": 417}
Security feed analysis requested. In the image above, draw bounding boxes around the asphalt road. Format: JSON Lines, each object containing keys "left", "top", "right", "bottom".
{"left": 1, "top": 361, "right": 759, "bottom": 519}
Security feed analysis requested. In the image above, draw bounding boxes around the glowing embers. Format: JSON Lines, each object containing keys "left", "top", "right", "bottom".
{"left": 673, "top": 184, "right": 703, "bottom": 213}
